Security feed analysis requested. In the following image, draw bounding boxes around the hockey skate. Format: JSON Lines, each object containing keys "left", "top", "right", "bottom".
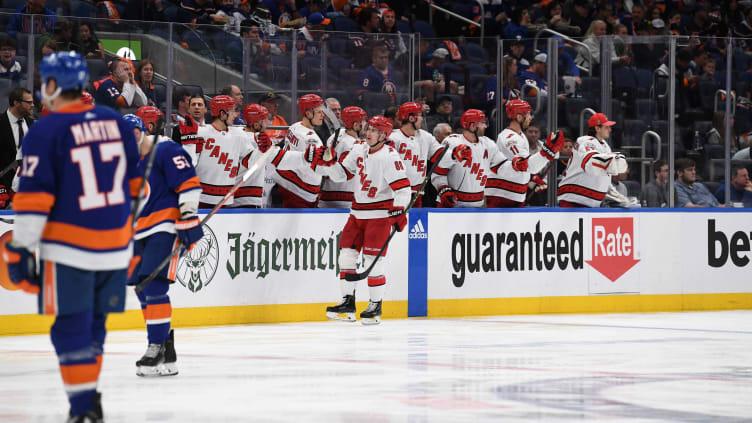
{"left": 162, "top": 329, "right": 178, "bottom": 376}
{"left": 359, "top": 300, "right": 382, "bottom": 325}
{"left": 67, "top": 391, "right": 103, "bottom": 423}
{"left": 136, "top": 336, "right": 178, "bottom": 377}
{"left": 326, "top": 295, "right": 356, "bottom": 322}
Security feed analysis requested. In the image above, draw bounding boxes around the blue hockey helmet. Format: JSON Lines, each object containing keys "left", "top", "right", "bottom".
{"left": 39, "top": 51, "right": 89, "bottom": 93}
{"left": 122, "top": 114, "right": 146, "bottom": 133}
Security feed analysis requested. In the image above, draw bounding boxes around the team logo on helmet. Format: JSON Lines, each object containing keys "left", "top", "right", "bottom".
{"left": 176, "top": 224, "right": 219, "bottom": 293}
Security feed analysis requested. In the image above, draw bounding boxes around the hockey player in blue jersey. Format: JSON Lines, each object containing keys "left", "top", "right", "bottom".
{"left": 125, "top": 106, "right": 203, "bottom": 377}
{"left": 2, "top": 51, "right": 141, "bottom": 422}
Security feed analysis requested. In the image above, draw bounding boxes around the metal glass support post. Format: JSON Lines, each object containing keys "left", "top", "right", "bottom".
{"left": 724, "top": 36, "right": 733, "bottom": 205}
{"left": 496, "top": 37, "right": 503, "bottom": 135}
{"left": 291, "top": 30, "right": 298, "bottom": 123}
{"left": 26, "top": 16, "right": 35, "bottom": 92}
{"left": 546, "top": 37, "right": 559, "bottom": 206}
{"left": 600, "top": 36, "right": 612, "bottom": 117}
{"left": 320, "top": 40, "right": 327, "bottom": 94}
{"left": 165, "top": 22, "right": 174, "bottom": 121}
{"left": 409, "top": 33, "right": 416, "bottom": 101}
{"left": 668, "top": 36, "right": 677, "bottom": 208}
{"left": 242, "top": 37, "right": 251, "bottom": 104}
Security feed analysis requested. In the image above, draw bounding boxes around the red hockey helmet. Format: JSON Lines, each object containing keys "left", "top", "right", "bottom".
{"left": 298, "top": 94, "right": 323, "bottom": 115}
{"left": 210, "top": 95, "right": 237, "bottom": 117}
{"left": 505, "top": 99, "right": 532, "bottom": 120}
{"left": 81, "top": 90, "right": 93, "bottom": 105}
{"left": 460, "top": 109, "right": 486, "bottom": 129}
{"left": 135, "top": 105, "right": 164, "bottom": 128}
{"left": 368, "top": 115, "right": 393, "bottom": 134}
{"left": 243, "top": 103, "right": 269, "bottom": 125}
{"left": 398, "top": 101, "right": 422, "bottom": 121}
{"left": 341, "top": 106, "right": 367, "bottom": 129}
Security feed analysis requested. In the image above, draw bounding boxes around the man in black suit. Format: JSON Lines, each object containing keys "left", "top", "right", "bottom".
{"left": 0, "top": 87, "right": 34, "bottom": 208}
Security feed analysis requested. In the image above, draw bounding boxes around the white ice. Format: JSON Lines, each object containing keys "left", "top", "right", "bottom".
{"left": 1, "top": 310, "right": 751, "bottom": 422}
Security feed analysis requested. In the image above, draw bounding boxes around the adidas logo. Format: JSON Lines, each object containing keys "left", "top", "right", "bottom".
{"left": 408, "top": 219, "right": 427, "bottom": 239}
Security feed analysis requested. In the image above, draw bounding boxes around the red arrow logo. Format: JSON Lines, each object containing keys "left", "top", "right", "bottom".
{"left": 586, "top": 217, "right": 640, "bottom": 282}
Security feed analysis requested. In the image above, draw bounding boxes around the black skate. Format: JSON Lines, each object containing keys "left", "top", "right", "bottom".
{"left": 136, "top": 342, "right": 168, "bottom": 377}
{"left": 326, "top": 295, "right": 356, "bottom": 322}
{"left": 67, "top": 391, "right": 103, "bottom": 423}
{"left": 163, "top": 329, "right": 178, "bottom": 376}
{"left": 359, "top": 301, "right": 382, "bottom": 325}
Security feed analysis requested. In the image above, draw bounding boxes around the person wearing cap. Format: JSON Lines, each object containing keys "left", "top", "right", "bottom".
{"left": 223, "top": 0, "right": 253, "bottom": 37}
{"left": 425, "top": 95, "right": 459, "bottom": 133}
{"left": 505, "top": 36, "right": 530, "bottom": 77}
{"left": 259, "top": 91, "right": 288, "bottom": 144}
{"left": 557, "top": 112, "right": 628, "bottom": 208}
{"left": 418, "top": 47, "right": 459, "bottom": 102}
{"left": 517, "top": 52, "right": 551, "bottom": 98}
{"left": 0, "top": 37, "right": 22, "bottom": 82}
{"left": 551, "top": 35, "right": 581, "bottom": 79}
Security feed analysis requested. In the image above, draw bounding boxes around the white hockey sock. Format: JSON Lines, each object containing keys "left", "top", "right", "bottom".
{"left": 340, "top": 278, "right": 355, "bottom": 297}
{"left": 368, "top": 282, "right": 385, "bottom": 302}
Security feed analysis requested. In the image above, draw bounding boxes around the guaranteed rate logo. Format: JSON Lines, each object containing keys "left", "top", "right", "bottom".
{"left": 586, "top": 217, "right": 640, "bottom": 282}
{"left": 451, "top": 219, "right": 584, "bottom": 287}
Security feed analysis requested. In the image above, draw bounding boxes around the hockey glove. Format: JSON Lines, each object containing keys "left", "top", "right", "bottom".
{"left": 511, "top": 156, "right": 529, "bottom": 172}
{"left": 256, "top": 132, "right": 272, "bottom": 153}
{"left": 0, "top": 185, "right": 13, "bottom": 209}
{"left": 179, "top": 115, "right": 204, "bottom": 153}
{"left": 605, "top": 153, "right": 629, "bottom": 175}
{"left": 530, "top": 174, "right": 548, "bottom": 192}
{"left": 388, "top": 207, "right": 407, "bottom": 232}
{"left": 3, "top": 241, "right": 39, "bottom": 294}
{"left": 175, "top": 217, "right": 204, "bottom": 251}
{"left": 437, "top": 186, "right": 457, "bottom": 208}
{"left": 540, "top": 130, "right": 565, "bottom": 160}
{"left": 452, "top": 144, "right": 473, "bottom": 166}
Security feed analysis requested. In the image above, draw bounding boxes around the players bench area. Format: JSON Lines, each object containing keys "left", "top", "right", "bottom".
{"left": 1, "top": 207, "right": 750, "bottom": 336}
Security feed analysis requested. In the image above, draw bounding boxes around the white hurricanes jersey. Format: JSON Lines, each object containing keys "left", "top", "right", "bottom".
{"left": 276, "top": 121, "right": 323, "bottom": 203}
{"left": 231, "top": 128, "right": 267, "bottom": 207}
{"left": 318, "top": 130, "right": 359, "bottom": 208}
{"left": 557, "top": 135, "right": 614, "bottom": 207}
{"left": 486, "top": 128, "right": 551, "bottom": 203}
{"left": 324, "top": 142, "right": 411, "bottom": 219}
{"left": 388, "top": 128, "right": 444, "bottom": 191}
{"left": 432, "top": 134, "right": 506, "bottom": 207}
{"left": 184, "top": 123, "right": 251, "bottom": 206}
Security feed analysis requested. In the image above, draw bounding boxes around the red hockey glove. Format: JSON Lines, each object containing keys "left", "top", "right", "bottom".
{"left": 540, "top": 130, "right": 565, "bottom": 161}
{"left": 256, "top": 132, "right": 272, "bottom": 153}
{"left": 452, "top": 144, "right": 473, "bottom": 166}
{"left": 175, "top": 216, "right": 204, "bottom": 251}
{"left": 2, "top": 240, "right": 39, "bottom": 294}
{"left": 437, "top": 186, "right": 457, "bottom": 208}
{"left": 511, "top": 156, "right": 529, "bottom": 172}
{"left": 179, "top": 115, "right": 204, "bottom": 153}
{"left": 0, "top": 185, "right": 13, "bottom": 209}
{"left": 388, "top": 207, "right": 407, "bottom": 232}
{"left": 530, "top": 174, "right": 548, "bottom": 192}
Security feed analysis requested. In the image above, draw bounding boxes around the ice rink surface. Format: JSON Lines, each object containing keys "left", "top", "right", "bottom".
{"left": 1, "top": 310, "right": 751, "bottom": 422}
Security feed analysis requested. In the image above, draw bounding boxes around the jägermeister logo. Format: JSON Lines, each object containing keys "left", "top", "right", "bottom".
{"left": 176, "top": 224, "right": 220, "bottom": 292}
{"left": 227, "top": 231, "right": 342, "bottom": 279}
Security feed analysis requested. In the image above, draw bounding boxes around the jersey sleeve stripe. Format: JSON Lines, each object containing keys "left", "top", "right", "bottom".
{"left": 485, "top": 178, "right": 528, "bottom": 193}
{"left": 135, "top": 207, "right": 180, "bottom": 233}
{"left": 12, "top": 192, "right": 56, "bottom": 214}
{"left": 352, "top": 199, "right": 394, "bottom": 210}
{"left": 129, "top": 178, "right": 143, "bottom": 197}
{"left": 434, "top": 166, "right": 450, "bottom": 176}
{"left": 581, "top": 152, "right": 598, "bottom": 170}
{"left": 175, "top": 176, "right": 201, "bottom": 193}
{"left": 276, "top": 170, "right": 321, "bottom": 194}
{"left": 557, "top": 184, "right": 607, "bottom": 201}
{"left": 42, "top": 219, "right": 132, "bottom": 251}
{"left": 389, "top": 178, "right": 410, "bottom": 191}
{"left": 271, "top": 149, "right": 287, "bottom": 167}
{"left": 429, "top": 147, "right": 445, "bottom": 163}
{"left": 235, "top": 186, "right": 263, "bottom": 198}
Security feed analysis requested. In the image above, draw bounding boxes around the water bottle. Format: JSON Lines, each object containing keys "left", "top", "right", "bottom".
{"left": 433, "top": 69, "right": 441, "bottom": 84}
{"left": 694, "top": 130, "right": 703, "bottom": 151}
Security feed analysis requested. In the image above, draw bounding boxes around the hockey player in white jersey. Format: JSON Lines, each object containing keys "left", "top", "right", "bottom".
{"left": 387, "top": 102, "right": 445, "bottom": 207}
{"left": 557, "top": 113, "right": 628, "bottom": 207}
{"left": 321, "top": 116, "right": 411, "bottom": 325}
{"left": 179, "top": 95, "right": 251, "bottom": 208}
{"left": 318, "top": 106, "right": 367, "bottom": 208}
{"left": 277, "top": 94, "right": 326, "bottom": 208}
{"left": 486, "top": 99, "right": 565, "bottom": 207}
{"left": 432, "top": 109, "right": 505, "bottom": 207}
{"left": 232, "top": 103, "right": 273, "bottom": 208}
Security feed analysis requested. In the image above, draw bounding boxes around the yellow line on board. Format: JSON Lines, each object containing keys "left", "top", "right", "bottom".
{"left": 0, "top": 301, "right": 409, "bottom": 336}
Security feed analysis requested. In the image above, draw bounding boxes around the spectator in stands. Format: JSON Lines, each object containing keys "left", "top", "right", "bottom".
{"left": 734, "top": 7, "right": 752, "bottom": 38}
{"left": 239, "top": 21, "right": 277, "bottom": 76}
{"left": 682, "top": 4, "right": 711, "bottom": 36}
{"left": 640, "top": 159, "right": 669, "bottom": 207}
{"left": 675, "top": 157, "right": 723, "bottom": 207}
{"left": 505, "top": 36, "right": 530, "bottom": 77}
{"left": 189, "top": 95, "right": 207, "bottom": 124}
{"left": 519, "top": 52, "right": 560, "bottom": 99}
{"left": 0, "top": 87, "right": 34, "bottom": 197}
{"left": 632, "top": 21, "right": 665, "bottom": 71}
{"left": 485, "top": 56, "right": 522, "bottom": 113}
{"left": 7, "top": 0, "right": 57, "bottom": 37}
{"left": 135, "top": 59, "right": 158, "bottom": 107}
{"left": 541, "top": 1, "right": 581, "bottom": 37}
{"left": 178, "top": 0, "right": 229, "bottom": 25}
{"left": 94, "top": 58, "right": 148, "bottom": 111}
{"left": 0, "top": 37, "right": 23, "bottom": 82}
{"left": 262, "top": 0, "right": 301, "bottom": 26}
{"left": 714, "top": 165, "right": 752, "bottom": 205}
{"left": 123, "top": 0, "right": 166, "bottom": 21}
{"left": 171, "top": 87, "right": 192, "bottom": 142}
{"left": 551, "top": 35, "right": 581, "bottom": 79}
{"left": 380, "top": 9, "right": 407, "bottom": 60}
{"left": 325, "top": 97, "right": 342, "bottom": 126}
{"left": 347, "top": 7, "right": 381, "bottom": 68}
{"left": 48, "top": 20, "right": 79, "bottom": 53}
{"left": 576, "top": 20, "right": 631, "bottom": 70}
{"left": 224, "top": 0, "right": 253, "bottom": 36}
{"left": 417, "top": 48, "right": 458, "bottom": 102}
{"left": 384, "top": 105, "right": 399, "bottom": 128}
{"left": 76, "top": 22, "right": 105, "bottom": 60}
{"left": 358, "top": 45, "right": 398, "bottom": 104}
{"left": 556, "top": 137, "right": 574, "bottom": 178}
{"left": 38, "top": 38, "right": 57, "bottom": 58}
{"left": 298, "top": 0, "right": 326, "bottom": 18}
{"left": 433, "top": 122, "right": 452, "bottom": 142}
{"left": 426, "top": 95, "right": 458, "bottom": 133}
{"left": 612, "top": 23, "right": 631, "bottom": 58}
{"left": 525, "top": 122, "right": 542, "bottom": 146}
{"left": 566, "top": 0, "right": 595, "bottom": 36}
{"left": 706, "top": 111, "right": 737, "bottom": 151}
{"left": 259, "top": 91, "right": 288, "bottom": 144}
{"left": 621, "top": 2, "right": 645, "bottom": 35}
{"left": 504, "top": 8, "right": 531, "bottom": 40}
{"left": 221, "top": 84, "right": 245, "bottom": 125}
{"left": 700, "top": 59, "right": 716, "bottom": 80}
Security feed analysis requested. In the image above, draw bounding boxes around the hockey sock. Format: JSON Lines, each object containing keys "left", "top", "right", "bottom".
{"left": 137, "top": 279, "right": 171, "bottom": 344}
{"left": 51, "top": 311, "right": 98, "bottom": 417}
{"left": 367, "top": 276, "right": 385, "bottom": 302}
{"left": 91, "top": 313, "right": 107, "bottom": 378}
{"left": 339, "top": 271, "right": 356, "bottom": 297}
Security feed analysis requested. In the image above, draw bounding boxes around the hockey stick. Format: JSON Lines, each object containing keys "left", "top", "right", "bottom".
{"left": 0, "top": 217, "right": 13, "bottom": 224}
{"left": 0, "top": 159, "right": 20, "bottom": 179}
{"left": 131, "top": 117, "right": 165, "bottom": 232}
{"left": 322, "top": 104, "right": 342, "bottom": 134}
{"left": 135, "top": 146, "right": 278, "bottom": 294}
{"left": 344, "top": 144, "right": 451, "bottom": 282}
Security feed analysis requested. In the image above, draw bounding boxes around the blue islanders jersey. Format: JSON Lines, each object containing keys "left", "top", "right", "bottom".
{"left": 94, "top": 77, "right": 127, "bottom": 109}
{"left": 358, "top": 65, "right": 398, "bottom": 100}
{"left": 134, "top": 138, "right": 201, "bottom": 240}
{"left": 13, "top": 101, "right": 140, "bottom": 270}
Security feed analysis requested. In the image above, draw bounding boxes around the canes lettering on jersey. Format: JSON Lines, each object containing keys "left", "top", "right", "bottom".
{"left": 191, "top": 124, "right": 251, "bottom": 206}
